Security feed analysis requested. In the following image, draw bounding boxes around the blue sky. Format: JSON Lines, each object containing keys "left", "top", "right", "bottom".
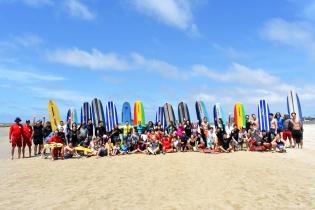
{"left": 1, "top": 0, "right": 315, "bottom": 123}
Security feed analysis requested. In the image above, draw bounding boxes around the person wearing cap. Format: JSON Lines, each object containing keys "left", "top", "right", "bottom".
{"left": 22, "top": 120, "right": 33, "bottom": 158}
{"left": 9, "top": 117, "right": 23, "bottom": 159}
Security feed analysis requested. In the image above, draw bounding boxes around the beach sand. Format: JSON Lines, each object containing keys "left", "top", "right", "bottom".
{"left": 0, "top": 125, "right": 314, "bottom": 210}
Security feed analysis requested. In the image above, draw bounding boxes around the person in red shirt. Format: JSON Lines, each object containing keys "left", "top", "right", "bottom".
{"left": 9, "top": 117, "right": 23, "bottom": 160}
{"left": 22, "top": 120, "right": 33, "bottom": 158}
{"left": 161, "top": 134, "right": 173, "bottom": 153}
{"left": 48, "top": 130, "right": 64, "bottom": 160}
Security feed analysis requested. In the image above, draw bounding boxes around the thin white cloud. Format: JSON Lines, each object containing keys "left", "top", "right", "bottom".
{"left": 192, "top": 63, "right": 279, "bottom": 86}
{"left": 29, "top": 86, "right": 89, "bottom": 102}
{"left": 47, "top": 48, "right": 189, "bottom": 79}
{"left": 131, "top": 53, "right": 188, "bottom": 79}
{"left": 48, "top": 48, "right": 130, "bottom": 71}
{"left": 0, "top": 68, "right": 65, "bottom": 83}
{"left": 130, "top": 0, "right": 197, "bottom": 33}
{"left": 65, "top": 0, "right": 95, "bottom": 20}
{"left": 13, "top": 34, "right": 43, "bottom": 47}
{"left": 261, "top": 18, "right": 315, "bottom": 56}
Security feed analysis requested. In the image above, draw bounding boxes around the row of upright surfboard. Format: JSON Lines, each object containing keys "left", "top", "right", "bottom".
{"left": 48, "top": 90, "right": 303, "bottom": 132}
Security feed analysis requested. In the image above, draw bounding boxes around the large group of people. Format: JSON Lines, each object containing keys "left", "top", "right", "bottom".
{"left": 8, "top": 111, "right": 304, "bottom": 160}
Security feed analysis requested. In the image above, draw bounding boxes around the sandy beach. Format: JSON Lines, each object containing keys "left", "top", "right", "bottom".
{"left": 0, "top": 125, "right": 314, "bottom": 210}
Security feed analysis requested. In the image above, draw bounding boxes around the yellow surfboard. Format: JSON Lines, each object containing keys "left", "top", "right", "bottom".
{"left": 75, "top": 146, "right": 92, "bottom": 153}
{"left": 48, "top": 100, "right": 61, "bottom": 131}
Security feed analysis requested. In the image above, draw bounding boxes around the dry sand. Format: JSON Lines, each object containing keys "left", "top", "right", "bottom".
{"left": 0, "top": 125, "right": 314, "bottom": 210}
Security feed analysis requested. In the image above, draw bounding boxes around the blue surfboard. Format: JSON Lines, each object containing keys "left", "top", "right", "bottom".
{"left": 122, "top": 102, "right": 132, "bottom": 125}
{"left": 81, "top": 102, "right": 92, "bottom": 124}
{"left": 67, "top": 107, "right": 78, "bottom": 126}
{"left": 91, "top": 98, "right": 105, "bottom": 129}
{"left": 287, "top": 90, "right": 303, "bottom": 122}
{"left": 178, "top": 102, "right": 190, "bottom": 123}
{"left": 105, "top": 101, "right": 119, "bottom": 132}
{"left": 195, "top": 101, "right": 209, "bottom": 125}
{"left": 258, "top": 99, "right": 270, "bottom": 132}
{"left": 213, "top": 103, "right": 226, "bottom": 129}
{"left": 155, "top": 106, "right": 166, "bottom": 129}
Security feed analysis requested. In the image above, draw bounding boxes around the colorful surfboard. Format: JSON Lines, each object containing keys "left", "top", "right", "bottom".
{"left": 67, "top": 107, "right": 78, "bottom": 126}
{"left": 287, "top": 90, "right": 303, "bottom": 122}
{"left": 133, "top": 101, "right": 145, "bottom": 126}
{"left": 213, "top": 103, "right": 226, "bottom": 129}
{"left": 105, "top": 101, "right": 119, "bottom": 132}
{"left": 258, "top": 99, "right": 270, "bottom": 132}
{"left": 195, "top": 101, "right": 209, "bottom": 125}
{"left": 178, "top": 102, "right": 190, "bottom": 123}
{"left": 81, "top": 102, "right": 92, "bottom": 124}
{"left": 155, "top": 106, "right": 166, "bottom": 129}
{"left": 164, "top": 103, "right": 176, "bottom": 127}
{"left": 234, "top": 102, "right": 246, "bottom": 129}
{"left": 91, "top": 98, "right": 105, "bottom": 129}
{"left": 122, "top": 102, "right": 132, "bottom": 124}
{"left": 48, "top": 100, "right": 61, "bottom": 131}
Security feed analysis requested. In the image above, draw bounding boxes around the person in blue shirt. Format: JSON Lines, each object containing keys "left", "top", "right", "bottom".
{"left": 275, "top": 112, "right": 284, "bottom": 138}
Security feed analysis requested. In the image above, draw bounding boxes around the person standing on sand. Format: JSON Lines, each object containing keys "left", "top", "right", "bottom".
{"left": 22, "top": 120, "right": 33, "bottom": 158}
{"left": 282, "top": 114, "right": 293, "bottom": 147}
{"left": 290, "top": 112, "right": 303, "bottom": 149}
{"left": 275, "top": 112, "right": 284, "bottom": 137}
{"left": 9, "top": 117, "right": 23, "bottom": 160}
{"left": 269, "top": 113, "right": 277, "bottom": 139}
{"left": 251, "top": 114, "right": 259, "bottom": 130}
{"left": 32, "top": 117, "right": 44, "bottom": 156}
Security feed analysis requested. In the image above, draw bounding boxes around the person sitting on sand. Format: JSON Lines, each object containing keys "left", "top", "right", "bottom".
{"left": 47, "top": 130, "right": 64, "bottom": 160}
{"left": 219, "top": 133, "right": 233, "bottom": 153}
{"left": 261, "top": 130, "right": 272, "bottom": 150}
{"left": 238, "top": 128, "right": 247, "bottom": 150}
{"left": 105, "top": 138, "right": 114, "bottom": 156}
{"left": 9, "top": 117, "right": 23, "bottom": 160}
{"left": 161, "top": 134, "right": 173, "bottom": 154}
{"left": 64, "top": 143, "right": 78, "bottom": 159}
{"left": 180, "top": 131, "right": 189, "bottom": 152}
{"left": 206, "top": 126, "right": 217, "bottom": 149}
{"left": 249, "top": 130, "right": 265, "bottom": 152}
{"left": 272, "top": 133, "right": 286, "bottom": 153}
{"left": 112, "top": 141, "right": 120, "bottom": 156}
{"left": 119, "top": 141, "right": 129, "bottom": 155}
{"left": 147, "top": 135, "right": 160, "bottom": 155}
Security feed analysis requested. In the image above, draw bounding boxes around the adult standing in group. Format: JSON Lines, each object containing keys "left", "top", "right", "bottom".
{"left": 86, "top": 119, "right": 94, "bottom": 141}
{"left": 22, "top": 120, "right": 33, "bottom": 158}
{"left": 32, "top": 116, "right": 44, "bottom": 156}
{"left": 282, "top": 114, "right": 293, "bottom": 147}
{"left": 9, "top": 117, "right": 23, "bottom": 159}
{"left": 290, "top": 112, "right": 303, "bottom": 148}
{"left": 251, "top": 114, "right": 259, "bottom": 130}
{"left": 275, "top": 112, "right": 284, "bottom": 137}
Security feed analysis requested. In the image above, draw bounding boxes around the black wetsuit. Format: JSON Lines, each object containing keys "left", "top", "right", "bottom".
{"left": 33, "top": 125, "right": 43, "bottom": 145}
{"left": 95, "top": 126, "right": 106, "bottom": 138}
